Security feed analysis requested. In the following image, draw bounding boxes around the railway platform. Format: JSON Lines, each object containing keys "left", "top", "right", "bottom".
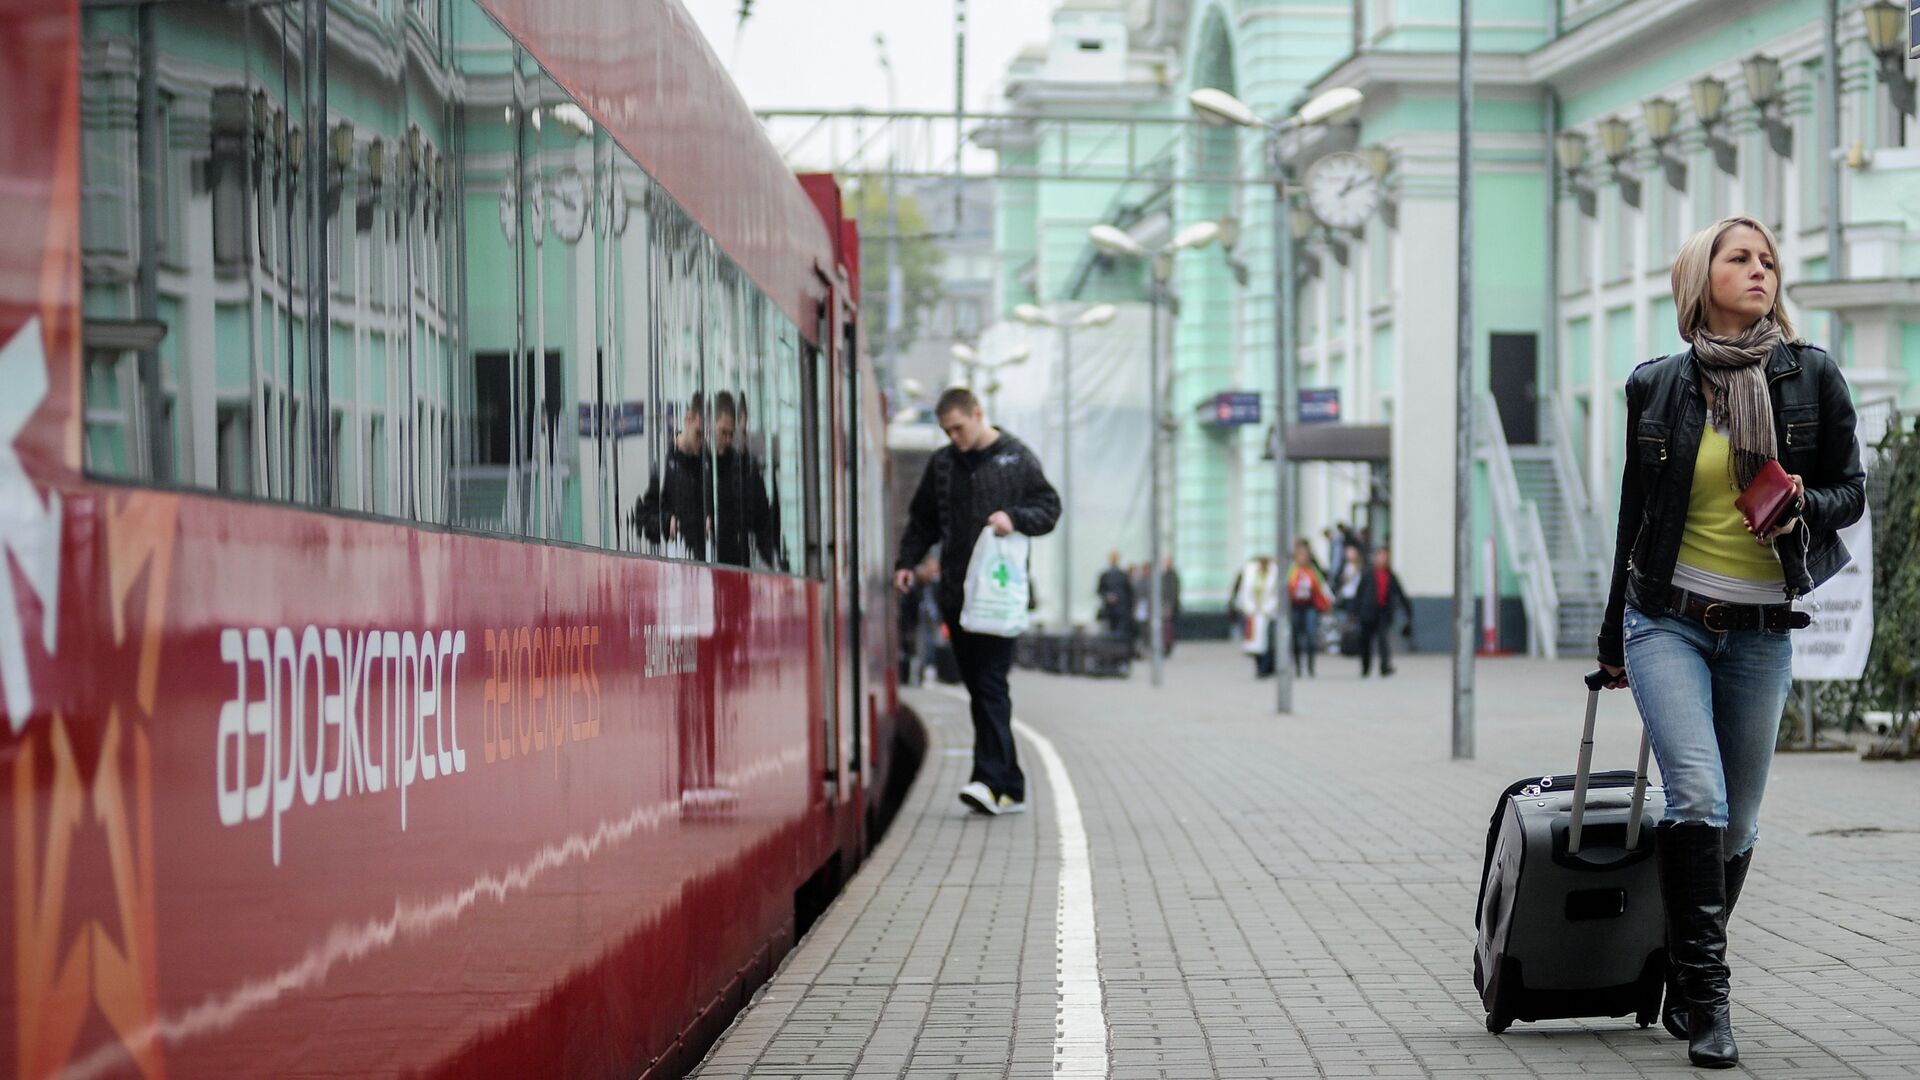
{"left": 694, "top": 644, "right": 1920, "bottom": 1080}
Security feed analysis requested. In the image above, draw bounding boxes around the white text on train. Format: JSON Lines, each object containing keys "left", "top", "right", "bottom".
{"left": 216, "top": 626, "right": 469, "bottom": 865}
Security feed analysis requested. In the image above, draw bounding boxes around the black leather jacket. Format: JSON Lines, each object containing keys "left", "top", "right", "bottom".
{"left": 1597, "top": 342, "right": 1865, "bottom": 667}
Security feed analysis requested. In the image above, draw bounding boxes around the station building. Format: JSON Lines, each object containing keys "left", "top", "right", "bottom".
{"left": 982, "top": 0, "right": 1918, "bottom": 650}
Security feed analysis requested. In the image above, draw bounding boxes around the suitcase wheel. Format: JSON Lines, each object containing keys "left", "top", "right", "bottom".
{"left": 1486, "top": 1011, "right": 1513, "bottom": 1035}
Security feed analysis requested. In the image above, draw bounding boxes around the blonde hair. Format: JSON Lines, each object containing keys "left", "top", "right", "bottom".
{"left": 1670, "top": 216, "right": 1798, "bottom": 344}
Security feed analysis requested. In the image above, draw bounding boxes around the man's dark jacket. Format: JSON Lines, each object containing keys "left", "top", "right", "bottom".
{"left": 1352, "top": 566, "right": 1412, "bottom": 630}
{"left": 1097, "top": 567, "right": 1134, "bottom": 627}
{"left": 632, "top": 443, "right": 712, "bottom": 558}
{"left": 714, "top": 448, "right": 776, "bottom": 568}
{"left": 1598, "top": 342, "right": 1865, "bottom": 667}
{"left": 897, "top": 431, "right": 1062, "bottom": 621}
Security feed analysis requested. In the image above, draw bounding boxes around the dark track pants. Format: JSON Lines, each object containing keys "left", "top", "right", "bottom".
{"left": 947, "top": 622, "right": 1024, "bottom": 801}
{"left": 1360, "top": 618, "right": 1394, "bottom": 675}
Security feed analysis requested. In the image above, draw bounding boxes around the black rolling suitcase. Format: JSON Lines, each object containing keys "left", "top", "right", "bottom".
{"left": 1474, "top": 670, "right": 1667, "bottom": 1034}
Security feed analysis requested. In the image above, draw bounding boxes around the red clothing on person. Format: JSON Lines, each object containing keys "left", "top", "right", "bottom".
{"left": 1375, "top": 568, "right": 1390, "bottom": 607}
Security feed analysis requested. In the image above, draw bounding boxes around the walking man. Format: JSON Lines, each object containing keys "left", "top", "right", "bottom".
{"left": 896, "top": 388, "right": 1062, "bottom": 816}
{"left": 1096, "top": 551, "right": 1135, "bottom": 639}
{"left": 1352, "top": 545, "right": 1414, "bottom": 676}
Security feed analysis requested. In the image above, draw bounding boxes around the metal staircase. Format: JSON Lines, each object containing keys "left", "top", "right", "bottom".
{"left": 1475, "top": 394, "right": 1613, "bottom": 657}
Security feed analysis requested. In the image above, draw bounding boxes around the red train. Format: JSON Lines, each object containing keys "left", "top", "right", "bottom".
{"left": 0, "top": 0, "right": 905, "bottom": 1075}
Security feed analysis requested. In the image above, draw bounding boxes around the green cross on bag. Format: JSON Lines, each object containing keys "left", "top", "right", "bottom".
{"left": 991, "top": 561, "right": 1012, "bottom": 590}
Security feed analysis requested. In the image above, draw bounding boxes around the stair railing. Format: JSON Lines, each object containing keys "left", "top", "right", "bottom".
{"left": 1475, "top": 393, "right": 1559, "bottom": 658}
{"left": 1542, "top": 395, "right": 1612, "bottom": 587}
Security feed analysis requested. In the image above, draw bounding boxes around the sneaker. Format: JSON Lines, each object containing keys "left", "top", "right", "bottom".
{"left": 996, "top": 793, "right": 1028, "bottom": 815}
{"left": 959, "top": 781, "right": 999, "bottom": 815}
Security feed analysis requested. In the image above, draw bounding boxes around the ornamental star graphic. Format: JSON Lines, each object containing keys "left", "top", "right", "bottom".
{"left": 0, "top": 315, "right": 64, "bottom": 732}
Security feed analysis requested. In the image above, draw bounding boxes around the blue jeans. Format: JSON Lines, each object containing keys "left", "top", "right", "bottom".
{"left": 1621, "top": 604, "right": 1792, "bottom": 855}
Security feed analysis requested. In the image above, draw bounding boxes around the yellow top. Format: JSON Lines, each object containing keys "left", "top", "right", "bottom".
{"left": 1675, "top": 420, "right": 1784, "bottom": 583}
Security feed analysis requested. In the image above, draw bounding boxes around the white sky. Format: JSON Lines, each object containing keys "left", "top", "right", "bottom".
{"left": 682, "top": 0, "right": 1054, "bottom": 115}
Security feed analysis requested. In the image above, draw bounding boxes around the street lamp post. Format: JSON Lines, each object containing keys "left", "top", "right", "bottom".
{"left": 950, "top": 342, "right": 1032, "bottom": 416}
{"left": 1015, "top": 301, "right": 1119, "bottom": 630}
{"left": 1188, "top": 84, "right": 1362, "bottom": 717}
{"left": 875, "top": 34, "right": 904, "bottom": 387}
{"left": 1088, "top": 222, "right": 1221, "bottom": 688}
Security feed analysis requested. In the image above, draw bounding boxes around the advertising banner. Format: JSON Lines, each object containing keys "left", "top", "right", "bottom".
{"left": 1793, "top": 500, "right": 1874, "bottom": 681}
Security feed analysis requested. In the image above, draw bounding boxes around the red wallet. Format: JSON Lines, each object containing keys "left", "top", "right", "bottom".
{"left": 1735, "top": 459, "right": 1798, "bottom": 535}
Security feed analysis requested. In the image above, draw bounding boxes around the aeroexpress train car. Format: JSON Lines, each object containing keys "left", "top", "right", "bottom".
{"left": 0, "top": 0, "right": 904, "bottom": 1075}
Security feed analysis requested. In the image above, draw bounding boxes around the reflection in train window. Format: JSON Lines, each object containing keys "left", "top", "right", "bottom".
{"left": 75, "top": 0, "right": 820, "bottom": 576}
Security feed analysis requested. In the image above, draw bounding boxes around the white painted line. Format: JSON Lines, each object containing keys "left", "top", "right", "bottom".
{"left": 1013, "top": 716, "right": 1109, "bottom": 1079}
{"left": 930, "top": 685, "right": 1108, "bottom": 1077}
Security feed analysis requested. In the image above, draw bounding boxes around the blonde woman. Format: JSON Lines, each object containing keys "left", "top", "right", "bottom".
{"left": 1595, "top": 217, "right": 1864, "bottom": 1068}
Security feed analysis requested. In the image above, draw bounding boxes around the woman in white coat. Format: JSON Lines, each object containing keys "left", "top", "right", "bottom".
{"left": 1230, "top": 555, "right": 1282, "bottom": 678}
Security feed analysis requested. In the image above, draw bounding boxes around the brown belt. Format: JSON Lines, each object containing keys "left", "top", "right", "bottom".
{"left": 1668, "top": 589, "right": 1812, "bottom": 633}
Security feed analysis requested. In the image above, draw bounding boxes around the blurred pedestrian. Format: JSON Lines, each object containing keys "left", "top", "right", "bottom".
{"left": 1230, "top": 555, "right": 1281, "bottom": 678}
{"left": 897, "top": 555, "right": 943, "bottom": 685}
{"left": 1285, "top": 539, "right": 1331, "bottom": 677}
{"left": 1594, "top": 216, "right": 1862, "bottom": 1068}
{"left": 1096, "top": 550, "right": 1135, "bottom": 639}
{"left": 1326, "top": 524, "right": 1347, "bottom": 582}
{"left": 1351, "top": 546, "right": 1412, "bottom": 676}
{"left": 895, "top": 387, "right": 1062, "bottom": 817}
{"left": 1130, "top": 562, "right": 1151, "bottom": 658}
{"left": 1159, "top": 557, "right": 1181, "bottom": 658}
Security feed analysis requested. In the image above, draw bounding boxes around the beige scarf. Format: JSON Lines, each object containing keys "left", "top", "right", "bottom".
{"left": 1691, "top": 317, "right": 1783, "bottom": 490}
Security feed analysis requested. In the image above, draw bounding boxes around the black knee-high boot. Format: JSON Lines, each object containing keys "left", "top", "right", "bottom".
{"left": 1656, "top": 823, "right": 1738, "bottom": 1068}
{"left": 1663, "top": 846, "right": 1752, "bottom": 1040}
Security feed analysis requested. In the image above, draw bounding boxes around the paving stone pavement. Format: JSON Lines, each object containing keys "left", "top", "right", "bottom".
{"left": 694, "top": 644, "right": 1920, "bottom": 1080}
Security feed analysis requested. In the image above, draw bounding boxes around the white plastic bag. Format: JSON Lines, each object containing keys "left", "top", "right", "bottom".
{"left": 960, "top": 527, "right": 1031, "bottom": 637}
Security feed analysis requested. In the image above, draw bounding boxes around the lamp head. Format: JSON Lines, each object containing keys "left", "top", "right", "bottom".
{"left": 1172, "top": 220, "right": 1221, "bottom": 251}
{"left": 1554, "top": 130, "right": 1588, "bottom": 173}
{"left": 1642, "top": 98, "right": 1678, "bottom": 144}
{"left": 1089, "top": 224, "right": 1147, "bottom": 258}
{"left": 950, "top": 343, "right": 977, "bottom": 362}
{"left": 1005, "top": 346, "right": 1032, "bottom": 366}
{"left": 1214, "top": 214, "right": 1241, "bottom": 251}
{"left": 1012, "top": 303, "right": 1054, "bottom": 326}
{"left": 1742, "top": 55, "right": 1781, "bottom": 105}
{"left": 330, "top": 122, "right": 354, "bottom": 169}
{"left": 1076, "top": 303, "right": 1119, "bottom": 327}
{"left": 1189, "top": 87, "right": 1261, "bottom": 128}
{"left": 1288, "top": 206, "right": 1317, "bottom": 241}
{"left": 1597, "top": 117, "right": 1634, "bottom": 163}
{"left": 1690, "top": 76, "right": 1727, "bottom": 126}
{"left": 1862, "top": 1, "right": 1904, "bottom": 56}
{"left": 1295, "top": 86, "right": 1363, "bottom": 127}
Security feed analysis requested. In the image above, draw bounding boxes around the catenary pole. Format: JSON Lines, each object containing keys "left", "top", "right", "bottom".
{"left": 1452, "top": 0, "right": 1476, "bottom": 759}
{"left": 1148, "top": 283, "right": 1165, "bottom": 687}
{"left": 953, "top": 0, "right": 967, "bottom": 226}
{"left": 1060, "top": 320, "right": 1075, "bottom": 630}
{"left": 1272, "top": 139, "right": 1295, "bottom": 715}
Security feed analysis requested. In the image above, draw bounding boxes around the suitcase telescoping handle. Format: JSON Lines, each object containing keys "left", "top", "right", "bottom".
{"left": 1569, "top": 670, "right": 1651, "bottom": 855}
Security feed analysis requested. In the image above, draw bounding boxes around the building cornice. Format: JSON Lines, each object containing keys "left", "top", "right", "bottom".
{"left": 1789, "top": 277, "right": 1920, "bottom": 312}
{"left": 1312, "top": 50, "right": 1534, "bottom": 100}
{"left": 1528, "top": 0, "right": 1726, "bottom": 83}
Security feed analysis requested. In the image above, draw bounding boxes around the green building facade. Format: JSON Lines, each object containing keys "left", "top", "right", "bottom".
{"left": 990, "top": 0, "right": 1919, "bottom": 650}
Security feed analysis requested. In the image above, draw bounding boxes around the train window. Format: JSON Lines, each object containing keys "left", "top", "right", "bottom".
{"left": 634, "top": 197, "right": 712, "bottom": 561}
{"left": 772, "top": 316, "right": 803, "bottom": 573}
{"left": 799, "top": 340, "right": 825, "bottom": 579}
{"left": 606, "top": 150, "right": 656, "bottom": 555}
{"left": 75, "top": 0, "right": 819, "bottom": 575}
{"left": 447, "top": 4, "right": 518, "bottom": 532}
{"left": 710, "top": 259, "right": 775, "bottom": 569}
{"left": 739, "top": 292, "right": 785, "bottom": 572}
{"left": 80, "top": 4, "right": 257, "bottom": 490}
{"left": 327, "top": 2, "right": 416, "bottom": 518}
